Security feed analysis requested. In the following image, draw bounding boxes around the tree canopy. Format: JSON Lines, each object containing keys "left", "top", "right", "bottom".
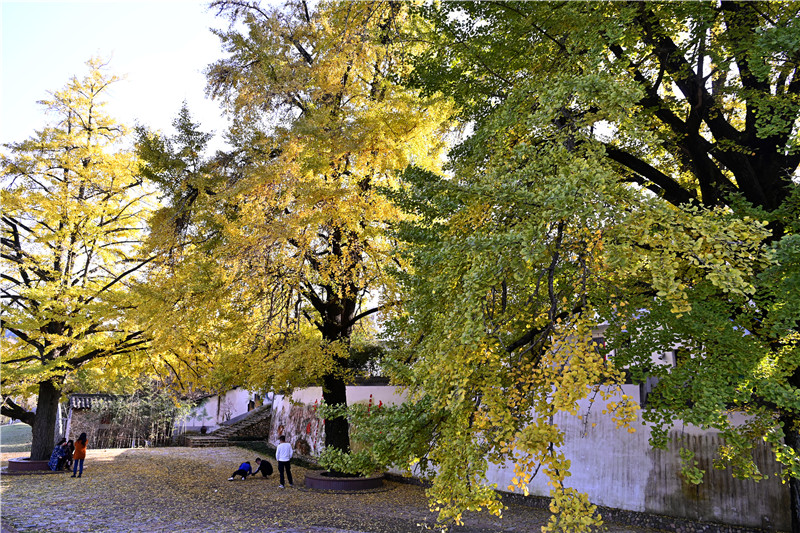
{"left": 3, "top": 3, "right": 797, "bottom": 530}
{"left": 135, "top": 0, "right": 453, "bottom": 452}
{"left": 381, "top": 1, "right": 800, "bottom": 530}
{"left": 1, "top": 59, "right": 154, "bottom": 459}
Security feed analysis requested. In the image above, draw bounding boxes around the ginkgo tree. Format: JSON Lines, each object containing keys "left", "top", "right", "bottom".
{"left": 135, "top": 0, "right": 453, "bottom": 453}
{"left": 380, "top": 1, "right": 799, "bottom": 531}
{"left": 1, "top": 59, "right": 155, "bottom": 460}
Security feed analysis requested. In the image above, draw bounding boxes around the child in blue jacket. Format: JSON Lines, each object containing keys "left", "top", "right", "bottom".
{"left": 228, "top": 461, "right": 252, "bottom": 480}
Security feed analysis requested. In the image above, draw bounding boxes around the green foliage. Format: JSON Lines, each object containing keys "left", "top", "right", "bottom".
{"left": 318, "top": 447, "right": 380, "bottom": 478}
{"left": 375, "top": 0, "right": 800, "bottom": 528}
{"left": 136, "top": 103, "right": 223, "bottom": 248}
{"left": 679, "top": 448, "right": 705, "bottom": 486}
{"left": 317, "top": 397, "right": 441, "bottom": 477}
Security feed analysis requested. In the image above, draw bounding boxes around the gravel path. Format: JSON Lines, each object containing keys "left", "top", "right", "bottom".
{"left": 1, "top": 447, "right": 663, "bottom": 533}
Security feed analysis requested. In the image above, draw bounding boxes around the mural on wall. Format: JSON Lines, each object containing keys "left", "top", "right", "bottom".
{"left": 269, "top": 397, "right": 324, "bottom": 458}
{"left": 268, "top": 386, "right": 407, "bottom": 458}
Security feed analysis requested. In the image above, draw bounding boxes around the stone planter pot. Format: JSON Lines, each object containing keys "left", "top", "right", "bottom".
{"left": 7, "top": 458, "right": 55, "bottom": 472}
{"left": 304, "top": 471, "right": 384, "bottom": 491}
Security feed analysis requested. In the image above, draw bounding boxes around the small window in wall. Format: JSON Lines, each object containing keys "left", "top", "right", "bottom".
{"left": 655, "top": 350, "right": 677, "bottom": 367}
{"left": 591, "top": 336, "right": 607, "bottom": 363}
{"left": 639, "top": 375, "right": 660, "bottom": 408}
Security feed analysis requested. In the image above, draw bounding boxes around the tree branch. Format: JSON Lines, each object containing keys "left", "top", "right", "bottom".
{"left": 604, "top": 144, "right": 697, "bottom": 206}
{"left": 0, "top": 397, "right": 35, "bottom": 426}
{"left": 346, "top": 305, "right": 384, "bottom": 328}
{"left": 2, "top": 325, "right": 45, "bottom": 353}
{"left": 632, "top": 2, "right": 741, "bottom": 144}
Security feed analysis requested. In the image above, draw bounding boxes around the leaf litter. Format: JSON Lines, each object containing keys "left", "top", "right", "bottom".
{"left": 2, "top": 447, "right": 659, "bottom": 532}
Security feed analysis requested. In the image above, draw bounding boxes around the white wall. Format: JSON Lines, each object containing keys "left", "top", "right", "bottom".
{"left": 270, "top": 384, "right": 789, "bottom": 530}
{"left": 485, "top": 385, "right": 787, "bottom": 529}
{"left": 178, "top": 388, "right": 258, "bottom": 432}
{"left": 290, "top": 386, "right": 407, "bottom": 406}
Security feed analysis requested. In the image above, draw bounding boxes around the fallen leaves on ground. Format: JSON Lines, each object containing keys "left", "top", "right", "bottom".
{"left": 1, "top": 447, "right": 520, "bottom": 533}
{"left": 0, "top": 447, "right": 654, "bottom": 533}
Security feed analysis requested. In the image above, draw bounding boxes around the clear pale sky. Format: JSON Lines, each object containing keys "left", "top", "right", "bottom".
{"left": 1, "top": 1, "right": 235, "bottom": 148}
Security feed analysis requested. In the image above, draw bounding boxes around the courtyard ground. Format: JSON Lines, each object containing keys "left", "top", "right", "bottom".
{"left": 0, "top": 442, "right": 670, "bottom": 533}
{"left": 0, "top": 423, "right": 32, "bottom": 454}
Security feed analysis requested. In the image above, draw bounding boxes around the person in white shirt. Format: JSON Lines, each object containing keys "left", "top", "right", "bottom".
{"left": 275, "top": 435, "right": 294, "bottom": 488}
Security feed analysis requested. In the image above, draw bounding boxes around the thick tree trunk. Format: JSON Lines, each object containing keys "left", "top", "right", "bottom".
{"left": 322, "top": 372, "right": 350, "bottom": 453}
{"left": 782, "top": 414, "right": 800, "bottom": 533}
{"left": 29, "top": 381, "right": 62, "bottom": 461}
{"left": 791, "top": 467, "right": 800, "bottom": 533}
{"left": 316, "top": 286, "right": 357, "bottom": 453}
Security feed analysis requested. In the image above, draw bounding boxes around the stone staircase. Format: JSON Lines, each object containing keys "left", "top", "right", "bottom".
{"left": 185, "top": 404, "right": 273, "bottom": 448}
{"left": 184, "top": 434, "right": 230, "bottom": 447}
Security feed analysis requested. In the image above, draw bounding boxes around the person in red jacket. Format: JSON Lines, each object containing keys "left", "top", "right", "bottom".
{"left": 71, "top": 433, "right": 87, "bottom": 478}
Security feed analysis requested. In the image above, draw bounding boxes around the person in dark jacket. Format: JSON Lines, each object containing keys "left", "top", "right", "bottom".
{"left": 228, "top": 461, "right": 252, "bottom": 480}
{"left": 252, "top": 457, "right": 273, "bottom": 477}
{"left": 48, "top": 438, "right": 67, "bottom": 471}
{"left": 63, "top": 439, "right": 75, "bottom": 470}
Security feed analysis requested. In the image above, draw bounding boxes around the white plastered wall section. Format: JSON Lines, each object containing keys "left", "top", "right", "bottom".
{"left": 179, "top": 388, "right": 261, "bottom": 432}
{"left": 270, "top": 383, "right": 787, "bottom": 530}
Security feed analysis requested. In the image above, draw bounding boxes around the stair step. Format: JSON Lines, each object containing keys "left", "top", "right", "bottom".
{"left": 208, "top": 406, "right": 272, "bottom": 440}
{"left": 185, "top": 435, "right": 231, "bottom": 448}
{"left": 182, "top": 405, "right": 272, "bottom": 446}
